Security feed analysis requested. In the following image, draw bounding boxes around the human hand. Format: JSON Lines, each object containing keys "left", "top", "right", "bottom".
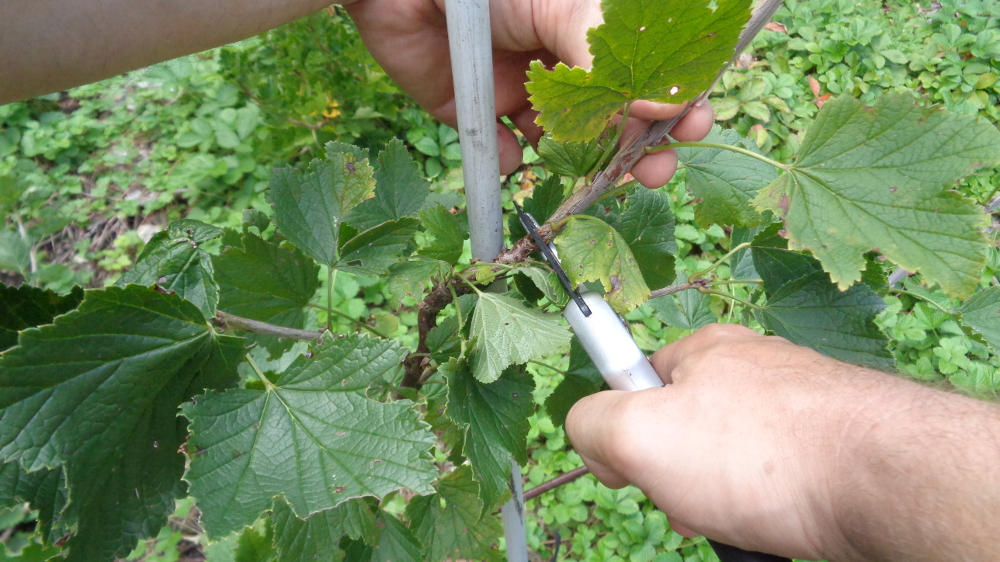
{"left": 565, "top": 324, "right": 886, "bottom": 560}
{"left": 341, "top": 0, "right": 714, "bottom": 186}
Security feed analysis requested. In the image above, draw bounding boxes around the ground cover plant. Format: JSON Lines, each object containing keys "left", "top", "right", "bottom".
{"left": 2, "top": 0, "right": 1000, "bottom": 561}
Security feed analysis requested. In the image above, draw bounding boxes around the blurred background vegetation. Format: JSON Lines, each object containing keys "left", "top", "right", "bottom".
{"left": 1, "top": 0, "right": 999, "bottom": 560}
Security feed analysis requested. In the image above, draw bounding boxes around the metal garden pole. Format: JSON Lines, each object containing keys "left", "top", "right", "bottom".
{"left": 444, "top": 1, "right": 529, "bottom": 561}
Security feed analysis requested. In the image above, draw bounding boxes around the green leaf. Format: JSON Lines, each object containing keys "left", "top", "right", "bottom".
{"left": 0, "top": 285, "right": 244, "bottom": 561}
{"left": 958, "top": 286, "right": 1000, "bottom": 351}
{"left": 0, "top": 462, "right": 67, "bottom": 543}
{"left": 183, "top": 334, "right": 436, "bottom": 538}
{"left": 326, "top": 141, "right": 369, "bottom": 162}
{"left": 545, "top": 338, "right": 604, "bottom": 427}
{"left": 752, "top": 233, "right": 893, "bottom": 368}
{"left": 517, "top": 265, "right": 570, "bottom": 308}
{"left": 213, "top": 232, "right": 320, "bottom": 358}
{"left": 754, "top": 93, "right": 1000, "bottom": 298}
{"left": 417, "top": 206, "right": 467, "bottom": 264}
{"left": 554, "top": 215, "right": 649, "bottom": 313}
{"left": 268, "top": 152, "right": 376, "bottom": 267}
{"left": 119, "top": 220, "right": 224, "bottom": 318}
{"left": 405, "top": 466, "right": 503, "bottom": 562}
{"left": 526, "top": 0, "right": 751, "bottom": 142}
{"left": 345, "top": 140, "right": 431, "bottom": 231}
{"left": 234, "top": 520, "right": 277, "bottom": 562}
{"left": 0, "top": 230, "right": 30, "bottom": 274}
{"left": 537, "top": 136, "right": 604, "bottom": 178}
{"left": 604, "top": 187, "right": 677, "bottom": 290}
{"left": 446, "top": 363, "right": 534, "bottom": 511}
{"left": 385, "top": 258, "right": 452, "bottom": 309}
{"left": 370, "top": 511, "right": 424, "bottom": 562}
{"left": 677, "top": 126, "right": 776, "bottom": 227}
{"left": 648, "top": 290, "right": 716, "bottom": 330}
{"left": 0, "top": 284, "right": 83, "bottom": 352}
{"left": 468, "top": 293, "right": 571, "bottom": 383}
{"left": 271, "top": 498, "right": 378, "bottom": 562}
{"left": 337, "top": 218, "right": 420, "bottom": 276}
{"left": 508, "top": 175, "right": 565, "bottom": 242}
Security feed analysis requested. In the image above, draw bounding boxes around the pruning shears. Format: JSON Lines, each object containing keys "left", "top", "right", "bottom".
{"left": 514, "top": 203, "right": 792, "bottom": 562}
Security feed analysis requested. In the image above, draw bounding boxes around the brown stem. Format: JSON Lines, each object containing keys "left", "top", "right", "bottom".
{"left": 649, "top": 277, "right": 711, "bottom": 299}
{"left": 213, "top": 311, "right": 324, "bottom": 341}
{"left": 523, "top": 466, "right": 592, "bottom": 502}
{"left": 400, "top": 278, "right": 475, "bottom": 390}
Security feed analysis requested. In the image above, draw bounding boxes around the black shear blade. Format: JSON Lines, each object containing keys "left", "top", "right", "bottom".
{"left": 512, "top": 202, "right": 592, "bottom": 317}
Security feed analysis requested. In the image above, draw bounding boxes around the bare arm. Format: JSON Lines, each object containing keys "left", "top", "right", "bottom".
{"left": 0, "top": 0, "right": 332, "bottom": 105}
{"left": 567, "top": 324, "right": 1000, "bottom": 561}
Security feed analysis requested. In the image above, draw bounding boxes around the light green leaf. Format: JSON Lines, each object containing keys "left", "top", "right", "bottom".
{"left": 345, "top": 140, "right": 431, "bottom": 231}
{"left": 526, "top": 0, "right": 751, "bottom": 142}
{"left": 183, "top": 334, "right": 436, "bottom": 538}
{"left": 468, "top": 293, "right": 571, "bottom": 383}
{"left": 268, "top": 152, "right": 376, "bottom": 267}
{"left": 752, "top": 231, "right": 893, "bottom": 368}
{"left": 958, "top": 286, "right": 1000, "bottom": 351}
{"left": 517, "top": 265, "right": 570, "bottom": 307}
{"left": 446, "top": 363, "right": 534, "bottom": 511}
{"left": 271, "top": 498, "right": 378, "bottom": 562}
{"left": 0, "top": 284, "right": 83, "bottom": 353}
{"left": 0, "top": 230, "right": 30, "bottom": 274}
{"left": 337, "top": 217, "right": 420, "bottom": 276}
{"left": 119, "top": 220, "right": 224, "bottom": 318}
{"left": 544, "top": 338, "right": 605, "bottom": 427}
{"left": 417, "top": 206, "right": 467, "bottom": 264}
{"left": 554, "top": 215, "right": 650, "bottom": 313}
{"left": 754, "top": 93, "right": 1000, "bottom": 298}
{"left": 604, "top": 187, "right": 677, "bottom": 290}
{"left": 648, "top": 290, "right": 716, "bottom": 330}
{"left": 233, "top": 520, "right": 276, "bottom": 562}
{"left": 677, "top": 126, "right": 776, "bottom": 227}
{"left": 537, "top": 136, "right": 604, "bottom": 178}
{"left": 0, "top": 285, "right": 244, "bottom": 561}
{"left": 385, "top": 258, "right": 452, "bottom": 309}
{"left": 405, "top": 466, "right": 503, "bottom": 562}
{"left": 213, "top": 232, "right": 319, "bottom": 358}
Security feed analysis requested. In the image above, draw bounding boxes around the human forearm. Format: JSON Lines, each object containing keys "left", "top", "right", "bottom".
{"left": 829, "top": 377, "right": 1000, "bottom": 562}
{"left": 0, "top": 0, "right": 335, "bottom": 105}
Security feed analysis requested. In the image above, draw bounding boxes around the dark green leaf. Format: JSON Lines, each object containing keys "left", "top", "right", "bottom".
{"left": 405, "top": 466, "right": 503, "bottom": 562}
{"left": 677, "top": 126, "right": 775, "bottom": 227}
{"left": 752, "top": 235, "right": 893, "bottom": 368}
{"left": 958, "top": 286, "right": 1000, "bottom": 351}
{"left": 0, "top": 462, "right": 67, "bottom": 543}
{"left": 268, "top": 152, "right": 375, "bottom": 267}
{"left": 517, "top": 265, "right": 570, "bottom": 308}
{"left": 446, "top": 363, "right": 534, "bottom": 511}
{"left": 337, "top": 218, "right": 420, "bottom": 276}
{"left": 754, "top": 93, "right": 1000, "bottom": 298}
{"left": 0, "top": 286, "right": 243, "bottom": 561}
{"left": 242, "top": 209, "right": 271, "bottom": 234}
{"left": 119, "top": 220, "right": 224, "bottom": 318}
{"left": 605, "top": 187, "right": 677, "bottom": 290}
{"left": 508, "top": 175, "right": 564, "bottom": 242}
{"left": 213, "top": 232, "right": 320, "bottom": 358}
{"left": 417, "top": 206, "right": 467, "bottom": 264}
{"left": 345, "top": 140, "right": 431, "bottom": 231}
{"left": 271, "top": 498, "right": 378, "bottom": 562}
{"left": 370, "top": 511, "right": 424, "bottom": 562}
{"left": 537, "top": 136, "right": 604, "bottom": 178}
{"left": 553, "top": 215, "right": 649, "bottom": 313}
{"left": 0, "top": 284, "right": 83, "bottom": 352}
{"left": 326, "top": 141, "right": 369, "bottom": 162}
{"left": 526, "top": 0, "right": 751, "bottom": 142}
{"left": 545, "top": 338, "right": 604, "bottom": 427}
{"left": 183, "top": 334, "right": 436, "bottom": 538}
{"left": 648, "top": 290, "right": 716, "bottom": 330}
{"left": 468, "top": 293, "right": 571, "bottom": 383}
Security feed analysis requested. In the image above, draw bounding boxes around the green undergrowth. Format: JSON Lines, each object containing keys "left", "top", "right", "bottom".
{"left": 2, "top": 0, "right": 1000, "bottom": 560}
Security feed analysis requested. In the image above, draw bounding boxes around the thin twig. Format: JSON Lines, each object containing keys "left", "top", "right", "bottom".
{"left": 213, "top": 311, "right": 324, "bottom": 341}
{"left": 649, "top": 277, "right": 712, "bottom": 299}
{"left": 523, "top": 466, "right": 592, "bottom": 502}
